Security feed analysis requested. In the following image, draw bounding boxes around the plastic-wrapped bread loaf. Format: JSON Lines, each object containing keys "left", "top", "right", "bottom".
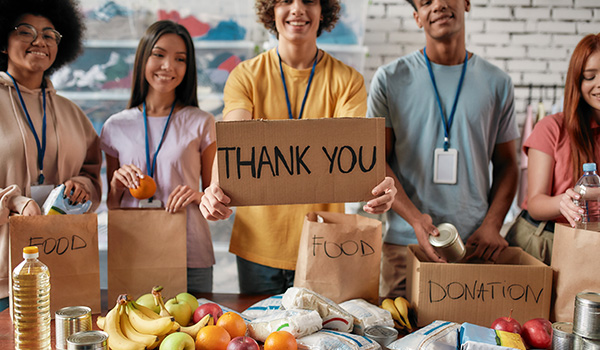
{"left": 282, "top": 287, "right": 355, "bottom": 332}
{"left": 247, "top": 309, "right": 322, "bottom": 342}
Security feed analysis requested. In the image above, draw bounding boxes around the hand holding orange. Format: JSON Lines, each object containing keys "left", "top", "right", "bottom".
{"left": 129, "top": 175, "right": 156, "bottom": 199}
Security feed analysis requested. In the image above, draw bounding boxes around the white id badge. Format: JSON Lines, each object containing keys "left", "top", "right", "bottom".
{"left": 433, "top": 148, "right": 458, "bottom": 184}
{"left": 139, "top": 198, "right": 162, "bottom": 208}
{"left": 30, "top": 184, "right": 55, "bottom": 207}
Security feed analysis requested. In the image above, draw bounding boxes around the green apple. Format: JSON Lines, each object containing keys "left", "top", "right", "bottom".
{"left": 176, "top": 292, "right": 199, "bottom": 313}
{"left": 136, "top": 293, "right": 160, "bottom": 314}
{"left": 165, "top": 296, "right": 192, "bottom": 326}
{"left": 159, "top": 332, "right": 195, "bottom": 350}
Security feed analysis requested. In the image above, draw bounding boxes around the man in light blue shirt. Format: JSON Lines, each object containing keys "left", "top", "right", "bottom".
{"left": 368, "top": 0, "right": 519, "bottom": 298}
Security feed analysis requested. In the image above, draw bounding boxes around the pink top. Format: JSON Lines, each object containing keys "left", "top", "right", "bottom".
{"left": 522, "top": 112, "right": 600, "bottom": 222}
{"left": 100, "top": 106, "right": 216, "bottom": 268}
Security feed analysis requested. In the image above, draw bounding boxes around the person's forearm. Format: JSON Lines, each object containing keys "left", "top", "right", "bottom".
{"left": 527, "top": 194, "right": 563, "bottom": 221}
{"left": 483, "top": 159, "right": 518, "bottom": 230}
{"left": 386, "top": 164, "right": 423, "bottom": 226}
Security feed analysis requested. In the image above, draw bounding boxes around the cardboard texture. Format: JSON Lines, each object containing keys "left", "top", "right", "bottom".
{"left": 406, "top": 245, "right": 553, "bottom": 327}
{"left": 9, "top": 214, "right": 101, "bottom": 316}
{"left": 294, "top": 211, "right": 382, "bottom": 305}
{"left": 216, "top": 118, "right": 385, "bottom": 206}
{"left": 551, "top": 224, "right": 600, "bottom": 322}
{"left": 107, "top": 209, "right": 187, "bottom": 304}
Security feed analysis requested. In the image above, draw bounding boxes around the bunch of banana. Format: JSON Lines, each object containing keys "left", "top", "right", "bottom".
{"left": 98, "top": 294, "right": 212, "bottom": 349}
{"left": 380, "top": 296, "right": 417, "bottom": 332}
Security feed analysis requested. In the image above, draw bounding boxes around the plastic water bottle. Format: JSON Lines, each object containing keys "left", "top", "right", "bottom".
{"left": 573, "top": 163, "right": 600, "bottom": 231}
{"left": 12, "top": 246, "right": 51, "bottom": 350}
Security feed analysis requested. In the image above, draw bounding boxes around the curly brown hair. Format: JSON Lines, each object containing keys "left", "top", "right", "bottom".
{"left": 255, "top": 0, "right": 341, "bottom": 37}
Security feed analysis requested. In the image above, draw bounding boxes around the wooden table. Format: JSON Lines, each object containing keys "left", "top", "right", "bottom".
{"left": 0, "top": 292, "right": 270, "bottom": 349}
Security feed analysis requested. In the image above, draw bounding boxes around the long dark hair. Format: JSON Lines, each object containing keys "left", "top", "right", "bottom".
{"left": 128, "top": 20, "right": 198, "bottom": 109}
{"left": 563, "top": 33, "right": 600, "bottom": 182}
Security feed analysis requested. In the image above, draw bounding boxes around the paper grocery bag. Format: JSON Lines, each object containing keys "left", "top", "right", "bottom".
{"left": 107, "top": 209, "right": 187, "bottom": 305}
{"left": 294, "top": 211, "right": 382, "bottom": 304}
{"left": 551, "top": 223, "right": 600, "bottom": 322}
{"left": 9, "top": 214, "right": 101, "bottom": 316}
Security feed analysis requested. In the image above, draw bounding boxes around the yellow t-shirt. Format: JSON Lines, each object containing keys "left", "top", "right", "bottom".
{"left": 224, "top": 48, "right": 367, "bottom": 270}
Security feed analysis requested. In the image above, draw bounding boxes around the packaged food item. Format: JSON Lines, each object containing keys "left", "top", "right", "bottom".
{"left": 242, "top": 294, "right": 283, "bottom": 319}
{"left": 428, "top": 223, "right": 466, "bottom": 263}
{"left": 247, "top": 309, "right": 322, "bottom": 342}
{"left": 282, "top": 287, "right": 354, "bottom": 332}
{"left": 42, "top": 184, "right": 92, "bottom": 215}
{"left": 339, "top": 298, "right": 394, "bottom": 335}
{"left": 388, "top": 320, "right": 459, "bottom": 350}
{"left": 297, "top": 329, "right": 382, "bottom": 350}
{"left": 460, "top": 322, "right": 526, "bottom": 350}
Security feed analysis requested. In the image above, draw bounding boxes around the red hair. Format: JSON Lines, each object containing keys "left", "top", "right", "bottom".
{"left": 564, "top": 33, "right": 600, "bottom": 182}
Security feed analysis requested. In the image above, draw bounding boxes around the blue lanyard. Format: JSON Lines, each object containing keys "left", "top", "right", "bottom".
{"left": 423, "top": 47, "right": 468, "bottom": 151}
{"left": 277, "top": 47, "right": 318, "bottom": 119}
{"left": 6, "top": 72, "right": 47, "bottom": 184}
{"left": 143, "top": 101, "right": 175, "bottom": 178}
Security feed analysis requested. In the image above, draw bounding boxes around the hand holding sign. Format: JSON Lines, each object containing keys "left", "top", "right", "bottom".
{"left": 200, "top": 183, "right": 232, "bottom": 221}
{"left": 363, "top": 176, "right": 397, "bottom": 214}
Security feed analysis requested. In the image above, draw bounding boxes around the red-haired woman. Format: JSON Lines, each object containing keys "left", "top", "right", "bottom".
{"left": 506, "top": 33, "right": 600, "bottom": 264}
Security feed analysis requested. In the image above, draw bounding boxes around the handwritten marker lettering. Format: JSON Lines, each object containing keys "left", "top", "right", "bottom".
{"left": 428, "top": 280, "right": 544, "bottom": 303}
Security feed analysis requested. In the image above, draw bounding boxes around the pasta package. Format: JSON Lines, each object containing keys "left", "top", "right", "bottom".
{"left": 282, "top": 287, "right": 354, "bottom": 332}
{"left": 298, "top": 329, "right": 382, "bottom": 350}
{"left": 340, "top": 299, "right": 394, "bottom": 335}
{"left": 42, "top": 184, "right": 92, "bottom": 215}
{"left": 247, "top": 309, "right": 322, "bottom": 342}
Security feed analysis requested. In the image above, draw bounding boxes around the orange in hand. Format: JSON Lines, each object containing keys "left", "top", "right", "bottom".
{"left": 216, "top": 311, "right": 247, "bottom": 339}
{"left": 129, "top": 175, "right": 156, "bottom": 199}
{"left": 195, "top": 325, "right": 231, "bottom": 350}
{"left": 264, "top": 330, "right": 297, "bottom": 350}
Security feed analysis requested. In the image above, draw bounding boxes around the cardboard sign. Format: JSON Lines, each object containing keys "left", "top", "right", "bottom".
{"left": 9, "top": 214, "right": 101, "bottom": 316}
{"left": 216, "top": 118, "right": 385, "bottom": 206}
{"left": 407, "top": 245, "right": 553, "bottom": 327}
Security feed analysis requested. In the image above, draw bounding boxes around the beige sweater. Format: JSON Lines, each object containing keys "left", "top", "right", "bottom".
{"left": 0, "top": 72, "right": 102, "bottom": 299}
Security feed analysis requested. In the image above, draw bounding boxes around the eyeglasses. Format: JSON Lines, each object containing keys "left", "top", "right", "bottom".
{"left": 13, "top": 23, "right": 62, "bottom": 47}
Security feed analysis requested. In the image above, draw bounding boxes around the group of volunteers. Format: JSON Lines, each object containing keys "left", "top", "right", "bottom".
{"left": 1, "top": 0, "right": 599, "bottom": 313}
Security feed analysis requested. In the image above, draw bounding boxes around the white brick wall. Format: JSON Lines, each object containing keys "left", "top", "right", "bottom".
{"left": 364, "top": 0, "right": 600, "bottom": 122}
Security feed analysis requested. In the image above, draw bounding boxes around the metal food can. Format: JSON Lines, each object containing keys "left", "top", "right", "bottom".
{"left": 582, "top": 337, "right": 600, "bottom": 350}
{"left": 428, "top": 223, "right": 466, "bottom": 263}
{"left": 552, "top": 322, "right": 575, "bottom": 350}
{"left": 66, "top": 330, "right": 108, "bottom": 350}
{"left": 364, "top": 325, "right": 398, "bottom": 349}
{"left": 55, "top": 306, "right": 92, "bottom": 350}
{"left": 573, "top": 292, "right": 600, "bottom": 339}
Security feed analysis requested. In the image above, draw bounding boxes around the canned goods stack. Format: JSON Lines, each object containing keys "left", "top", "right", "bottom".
{"left": 55, "top": 306, "right": 92, "bottom": 350}
{"left": 561, "top": 292, "right": 600, "bottom": 349}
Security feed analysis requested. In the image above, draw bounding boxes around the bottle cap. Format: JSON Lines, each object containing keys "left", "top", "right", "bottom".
{"left": 23, "top": 246, "right": 39, "bottom": 259}
{"left": 583, "top": 163, "right": 597, "bottom": 172}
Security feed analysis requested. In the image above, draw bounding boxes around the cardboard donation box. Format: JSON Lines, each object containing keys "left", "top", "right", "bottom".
{"left": 406, "top": 245, "right": 553, "bottom": 327}
{"left": 216, "top": 118, "right": 385, "bottom": 206}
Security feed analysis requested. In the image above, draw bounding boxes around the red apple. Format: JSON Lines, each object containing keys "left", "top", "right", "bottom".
{"left": 226, "top": 336, "right": 260, "bottom": 350}
{"left": 521, "top": 318, "right": 553, "bottom": 349}
{"left": 491, "top": 310, "right": 522, "bottom": 334}
{"left": 193, "top": 302, "right": 223, "bottom": 324}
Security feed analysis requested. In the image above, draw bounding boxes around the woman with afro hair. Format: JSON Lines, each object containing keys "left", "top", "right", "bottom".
{"left": 0, "top": 0, "right": 101, "bottom": 311}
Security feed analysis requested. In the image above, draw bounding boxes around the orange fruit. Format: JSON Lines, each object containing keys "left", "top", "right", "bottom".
{"left": 129, "top": 175, "right": 156, "bottom": 199}
{"left": 264, "top": 331, "right": 297, "bottom": 350}
{"left": 195, "top": 325, "right": 231, "bottom": 350}
{"left": 216, "top": 312, "right": 247, "bottom": 339}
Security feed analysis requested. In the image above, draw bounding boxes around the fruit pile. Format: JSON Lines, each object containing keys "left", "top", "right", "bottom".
{"left": 491, "top": 310, "right": 553, "bottom": 349}
{"left": 98, "top": 287, "right": 299, "bottom": 350}
{"left": 380, "top": 296, "right": 417, "bottom": 333}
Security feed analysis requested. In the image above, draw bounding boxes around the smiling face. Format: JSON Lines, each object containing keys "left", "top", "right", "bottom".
{"left": 581, "top": 50, "right": 600, "bottom": 120}
{"left": 274, "top": 0, "right": 322, "bottom": 44}
{"left": 144, "top": 33, "right": 187, "bottom": 96}
{"left": 6, "top": 14, "right": 58, "bottom": 84}
{"left": 413, "top": 0, "right": 470, "bottom": 42}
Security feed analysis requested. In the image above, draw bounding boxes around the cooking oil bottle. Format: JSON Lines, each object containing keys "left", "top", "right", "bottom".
{"left": 12, "top": 246, "right": 51, "bottom": 350}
